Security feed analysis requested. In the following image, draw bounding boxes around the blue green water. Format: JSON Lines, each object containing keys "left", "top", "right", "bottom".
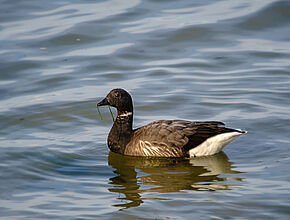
{"left": 1, "top": 0, "right": 290, "bottom": 219}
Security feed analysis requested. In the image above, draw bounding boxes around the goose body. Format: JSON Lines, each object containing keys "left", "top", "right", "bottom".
{"left": 97, "top": 88, "right": 246, "bottom": 157}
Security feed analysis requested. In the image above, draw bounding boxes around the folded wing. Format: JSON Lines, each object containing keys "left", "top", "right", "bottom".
{"left": 124, "top": 120, "right": 231, "bottom": 157}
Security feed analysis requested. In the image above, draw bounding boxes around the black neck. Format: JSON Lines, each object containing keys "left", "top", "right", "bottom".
{"left": 107, "top": 110, "right": 134, "bottom": 154}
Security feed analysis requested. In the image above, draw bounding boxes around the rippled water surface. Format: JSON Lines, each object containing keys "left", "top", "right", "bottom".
{"left": 1, "top": 0, "right": 290, "bottom": 219}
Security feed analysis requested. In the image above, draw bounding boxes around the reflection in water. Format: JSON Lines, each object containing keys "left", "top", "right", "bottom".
{"left": 108, "top": 152, "right": 243, "bottom": 209}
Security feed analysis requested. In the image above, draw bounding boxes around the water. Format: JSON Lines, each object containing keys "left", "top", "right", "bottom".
{"left": 1, "top": 0, "right": 290, "bottom": 219}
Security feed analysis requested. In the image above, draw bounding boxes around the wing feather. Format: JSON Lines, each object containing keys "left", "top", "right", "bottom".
{"left": 124, "top": 120, "right": 226, "bottom": 157}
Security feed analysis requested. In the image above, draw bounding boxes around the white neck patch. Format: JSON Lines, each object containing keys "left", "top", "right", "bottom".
{"left": 118, "top": 111, "right": 132, "bottom": 117}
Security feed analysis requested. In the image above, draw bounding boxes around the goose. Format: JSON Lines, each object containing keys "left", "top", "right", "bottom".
{"left": 97, "top": 88, "right": 246, "bottom": 157}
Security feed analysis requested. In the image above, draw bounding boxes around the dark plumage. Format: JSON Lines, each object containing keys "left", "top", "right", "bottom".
{"left": 97, "top": 88, "right": 246, "bottom": 157}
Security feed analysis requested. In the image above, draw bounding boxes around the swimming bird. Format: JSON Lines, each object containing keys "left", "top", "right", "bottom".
{"left": 97, "top": 88, "right": 246, "bottom": 157}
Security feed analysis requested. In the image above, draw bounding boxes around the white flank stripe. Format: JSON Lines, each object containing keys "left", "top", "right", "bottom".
{"left": 189, "top": 132, "right": 243, "bottom": 157}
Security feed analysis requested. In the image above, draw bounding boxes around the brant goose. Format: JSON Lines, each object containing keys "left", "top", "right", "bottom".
{"left": 97, "top": 88, "right": 246, "bottom": 157}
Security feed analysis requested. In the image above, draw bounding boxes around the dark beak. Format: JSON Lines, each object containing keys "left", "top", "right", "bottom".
{"left": 97, "top": 97, "right": 109, "bottom": 106}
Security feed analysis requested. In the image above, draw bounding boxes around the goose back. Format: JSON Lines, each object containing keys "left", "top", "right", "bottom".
{"left": 124, "top": 120, "right": 229, "bottom": 157}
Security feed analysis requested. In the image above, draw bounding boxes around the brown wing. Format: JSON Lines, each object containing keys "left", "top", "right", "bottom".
{"left": 124, "top": 120, "right": 226, "bottom": 157}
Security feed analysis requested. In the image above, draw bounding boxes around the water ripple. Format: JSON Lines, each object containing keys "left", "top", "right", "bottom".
{"left": 1, "top": 0, "right": 290, "bottom": 219}
{"left": 1, "top": 0, "right": 140, "bottom": 40}
{"left": 121, "top": 0, "right": 273, "bottom": 33}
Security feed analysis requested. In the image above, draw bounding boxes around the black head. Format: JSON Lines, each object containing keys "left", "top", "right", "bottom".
{"left": 97, "top": 88, "right": 133, "bottom": 112}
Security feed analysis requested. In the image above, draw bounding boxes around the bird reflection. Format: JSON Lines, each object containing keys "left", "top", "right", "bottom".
{"left": 108, "top": 152, "right": 243, "bottom": 210}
